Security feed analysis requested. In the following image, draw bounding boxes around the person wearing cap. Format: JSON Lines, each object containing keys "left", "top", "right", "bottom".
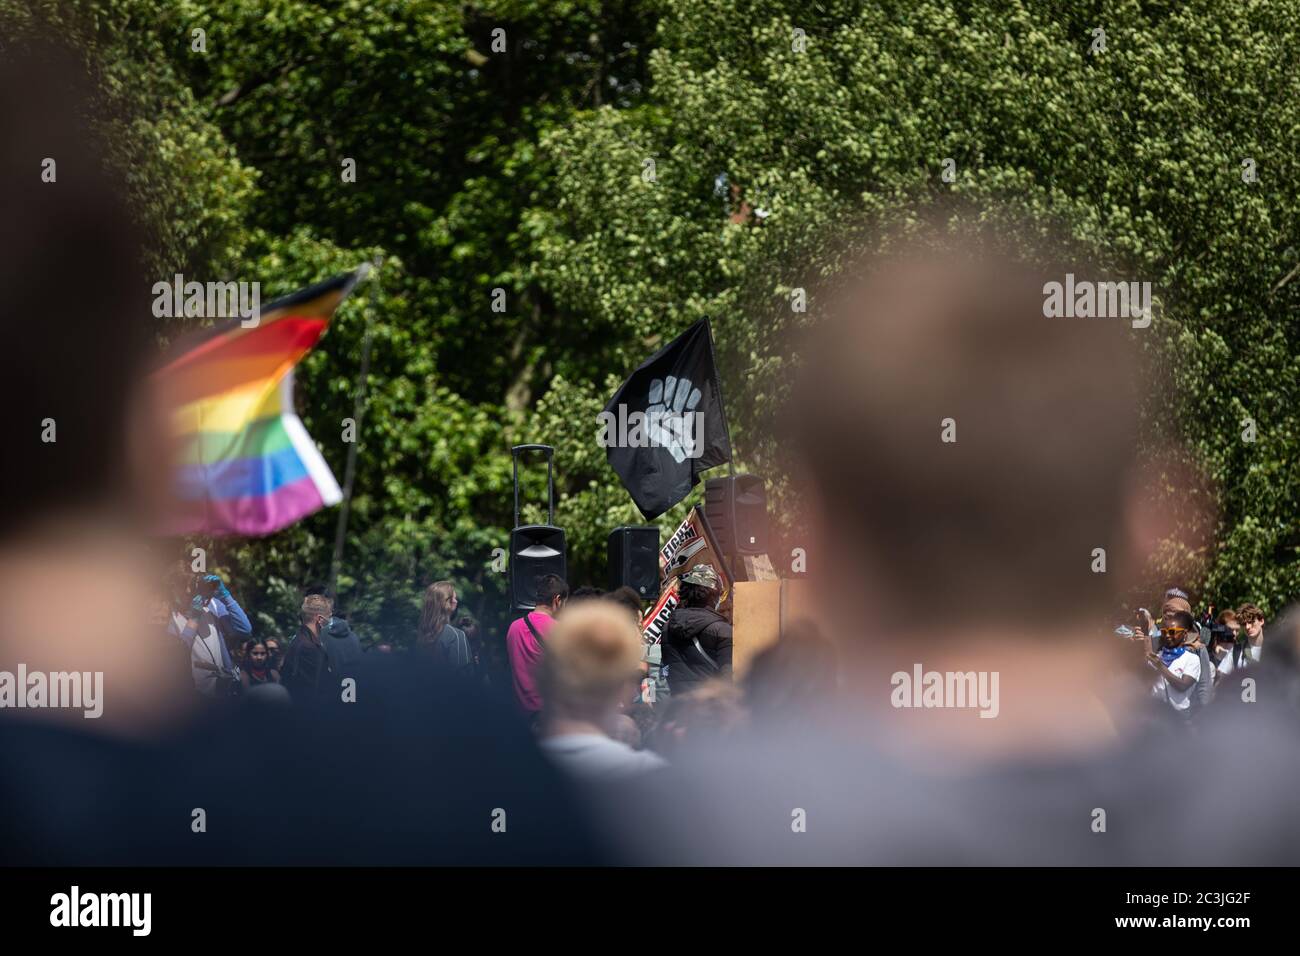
{"left": 661, "top": 564, "right": 733, "bottom": 697}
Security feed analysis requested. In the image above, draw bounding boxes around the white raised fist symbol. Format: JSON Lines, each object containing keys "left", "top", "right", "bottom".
{"left": 647, "top": 375, "right": 702, "bottom": 462}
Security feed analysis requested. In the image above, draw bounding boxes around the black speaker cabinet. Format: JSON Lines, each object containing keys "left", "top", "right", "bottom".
{"left": 608, "top": 526, "right": 660, "bottom": 599}
{"left": 510, "top": 444, "right": 567, "bottom": 610}
{"left": 704, "top": 474, "right": 767, "bottom": 556}
{"left": 510, "top": 525, "right": 567, "bottom": 609}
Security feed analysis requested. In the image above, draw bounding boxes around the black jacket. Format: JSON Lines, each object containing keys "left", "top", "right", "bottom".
{"left": 323, "top": 616, "right": 363, "bottom": 676}
{"left": 281, "top": 624, "right": 333, "bottom": 701}
{"left": 661, "top": 606, "right": 733, "bottom": 696}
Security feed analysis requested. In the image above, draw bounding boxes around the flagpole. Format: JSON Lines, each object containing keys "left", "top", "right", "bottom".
{"left": 328, "top": 258, "right": 381, "bottom": 598}
{"left": 703, "top": 317, "right": 735, "bottom": 477}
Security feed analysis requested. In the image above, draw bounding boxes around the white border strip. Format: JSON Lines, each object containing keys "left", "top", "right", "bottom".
{"left": 278, "top": 371, "right": 343, "bottom": 506}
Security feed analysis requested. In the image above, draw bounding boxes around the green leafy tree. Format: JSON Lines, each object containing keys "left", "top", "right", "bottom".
{"left": 533, "top": 0, "right": 1300, "bottom": 614}
{"left": 9, "top": 0, "right": 1300, "bottom": 636}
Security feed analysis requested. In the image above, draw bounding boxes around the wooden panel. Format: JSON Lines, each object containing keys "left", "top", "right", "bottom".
{"left": 731, "top": 578, "right": 823, "bottom": 679}
{"left": 732, "top": 580, "right": 781, "bottom": 679}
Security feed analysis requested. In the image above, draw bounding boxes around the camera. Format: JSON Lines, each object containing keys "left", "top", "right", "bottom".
{"left": 1207, "top": 621, "right": 1238, "bottom": 650}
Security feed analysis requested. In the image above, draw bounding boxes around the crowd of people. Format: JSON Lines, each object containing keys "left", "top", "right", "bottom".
{"left": 162, "top": 548, "right": 1281, "bottom": 793}
{"left": 12, "top": 39, "right": 1300, "bottom": 867}
{"left": 153, "top": 572, "right": 367, "bottom": 705}
{"left": 1126, "top": 587, "right": 1268, "bottom": 724}
{"left": 140, "top": 220, "right": 1292, "bottom": 830}
{"left": 153, "top": 557, "right": 749, "bottom": 784}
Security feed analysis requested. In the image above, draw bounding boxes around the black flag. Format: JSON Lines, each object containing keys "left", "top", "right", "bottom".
{"left": 601, "top": 318, "right": 732, "bottom": 519}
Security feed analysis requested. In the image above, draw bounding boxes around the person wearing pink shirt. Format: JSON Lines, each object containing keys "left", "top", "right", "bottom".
{"left": 506, "top": 574, "right": 568, "bottom": 717}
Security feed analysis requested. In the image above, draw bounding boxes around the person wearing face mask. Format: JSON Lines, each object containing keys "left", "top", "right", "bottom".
{"left": 300, "top": 585, "right": 362, "bottom": 677}
{"left": 660, "top": 564, "right": 732, "bottom": 698}
{"left": 239, "top": 641, "right": 281, "bottom": 690}
{"left": 279, "top": 594, "right": 335, "bottom": 702}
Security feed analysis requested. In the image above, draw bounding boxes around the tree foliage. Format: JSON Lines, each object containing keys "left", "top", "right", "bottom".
{"left": 3, "top": 0, "right": 1298, "bottom": 635}
{"left": 534, "top": 0, "right": 1300, "bottom": 614}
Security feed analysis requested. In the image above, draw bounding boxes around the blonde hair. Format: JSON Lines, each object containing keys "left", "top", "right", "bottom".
{"left": 541, "top": 601, "right": 644, "bottom": 720}
{"left": 300, "top": 593, "right": 333, "bottom": 626}
{"left": 418, "top": 580, "right": 457, "bottom": 646}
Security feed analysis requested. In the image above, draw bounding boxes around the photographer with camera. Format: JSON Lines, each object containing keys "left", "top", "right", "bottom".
{"left": 183, "top": 573, "right": 252, "bottom": 698}
{"left": 1208, "top": 609, "right": 1242, "bottom": 681}
{"left": 1211, "top": 604, "right": 1267, "bottom": 680}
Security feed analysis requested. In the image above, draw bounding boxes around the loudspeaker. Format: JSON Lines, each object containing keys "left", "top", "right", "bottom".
{"left": 510, "top": 444, "right": 567, "bottom": 610}
{"left": 608, "top": 526, "right": 660, "bottom": 599}
{"left": 704, "top": 474, "right": 767, "bottom": 556}
{"left": 510, "top": 525, "right": 567, "bottom": 609}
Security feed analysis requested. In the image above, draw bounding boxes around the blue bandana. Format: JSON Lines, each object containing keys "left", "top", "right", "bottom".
{"left": 1159, "top": 645, "right": 1188, "bottom": 666}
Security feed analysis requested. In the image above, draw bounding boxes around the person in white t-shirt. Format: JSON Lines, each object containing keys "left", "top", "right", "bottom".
{"left": 1147, "top": 616, "right": 1200, "bottom": 715}
{"left": 538, "top": 600, "right": 667, "bottom": 782}
{"left": 1217, "top": 604, "right": 1267, "bottom": 681}
{"left": 1216, "top": 645, "right": 1250, "bottom": 680}
{"left": 1239, "top": 603, "right": 1266, "bottom": 664}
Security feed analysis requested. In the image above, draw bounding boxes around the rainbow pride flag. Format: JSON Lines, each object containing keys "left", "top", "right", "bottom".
{"left": 155, "top": 270, "right": 364, "bottom": 536}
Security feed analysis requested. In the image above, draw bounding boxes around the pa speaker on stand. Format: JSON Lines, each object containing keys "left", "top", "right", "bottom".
{"left": 509, "top": 444, "right": 567, "bottom": 610}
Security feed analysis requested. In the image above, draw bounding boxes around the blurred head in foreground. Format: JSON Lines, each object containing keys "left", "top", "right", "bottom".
{"left": 538, "top": 600, "right": 668, "bottom": 781}
{"left": 609, "top": 223, "right": 1300, "bottom": 866}
{"left": 787, "top": 222, "right": 1149, "bottom": 645}
{"left": 650, "top": 680, "right": 748, "bottom": 762}
{"left": 540, "top": 601, "right": 644, "bottom": 731}
{"left": 744, "top": 619, "right": 839, "bottom": 726}
{"left": 1, "top": 42, "right": 158, "bottom": 541}
{"left": 0, "top": 40, "right": 183, "bottom": 732}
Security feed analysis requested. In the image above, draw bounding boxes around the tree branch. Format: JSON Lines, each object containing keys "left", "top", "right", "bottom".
{"left": 214, "top": 55, "right": 317, "bottom": 108}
